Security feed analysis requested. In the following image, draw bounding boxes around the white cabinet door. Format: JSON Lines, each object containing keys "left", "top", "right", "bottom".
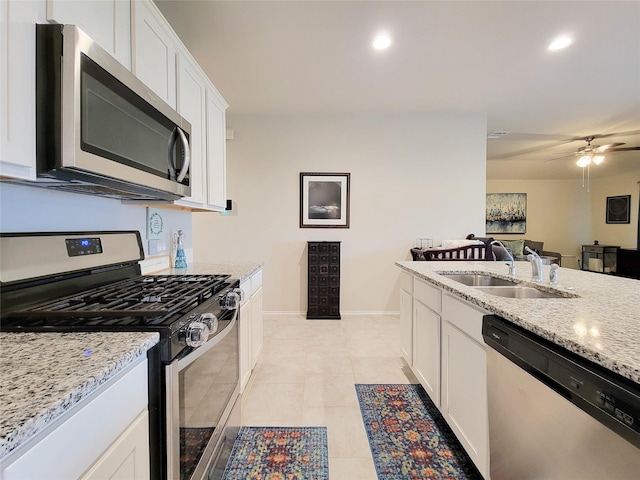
{"left": 80, "top": 410, "right": 150, "bottom": 480}
{"left": 205, "top": 86, "right": 228, "bottom": 211}
{"left": 413, "top": 299, "right": 440, "bottom": 407}
{"left": 239, "top": 299, "right": 251, "bottom": 392}
{"left": 47, "top": 0, "right": 131, "bottom": 69}
{"left": 400, "top": 288, "right": 413, "bottom": 365}
{"left": 250, "top": 286, "right": 263, "bottom": 369}
{"left": 131, "top": 0, "right": 177, "bottom": 108}
{"left": 0, "top": 0, "right": 43, "bottom": 180}
{"left": 175, "top": 54, "right": 207, "bottom": 206}
{"left": 441, "top": 320, "right": 488, "bottom": 478}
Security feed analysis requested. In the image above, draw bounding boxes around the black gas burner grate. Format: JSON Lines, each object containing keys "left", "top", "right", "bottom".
{"left": 5, "top": 274, "right": 231, "bottom": 327}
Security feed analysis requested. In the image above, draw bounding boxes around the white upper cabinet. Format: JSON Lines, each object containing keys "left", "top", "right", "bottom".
{"left": 205, "top": 85, "right": 228, "bottom": 210}
{"left": 175, "top": 52, "right": 207, "bottom": 206}
{"left": 46, "top": 0, "right": 131, "bottom": 69}
{"left": 0, "top": 0, "right": 44, "bottom": 180}
{"left": 131, "top": 0, "right": 177, "bottom": 108}
{"left": 1, "top": 0, "right": 227, "bottom": 211}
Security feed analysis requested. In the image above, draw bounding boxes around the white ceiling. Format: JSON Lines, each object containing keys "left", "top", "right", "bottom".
{"left": 155, "top": 0, "right": 640, "bottom": 180}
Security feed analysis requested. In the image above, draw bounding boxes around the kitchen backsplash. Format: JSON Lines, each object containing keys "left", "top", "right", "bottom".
{"left": 0, "top": 183, "right": 193, "bottom": 262}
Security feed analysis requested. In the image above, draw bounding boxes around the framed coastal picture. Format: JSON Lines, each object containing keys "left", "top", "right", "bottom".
{"left": 606, "top": 195, "right": 631, "bottom": 224}
{"left": 486, "top": 193, "right": 527, "bottom": 234}
{"left": 300, "top": 172, "right": 350, "bottom": 228}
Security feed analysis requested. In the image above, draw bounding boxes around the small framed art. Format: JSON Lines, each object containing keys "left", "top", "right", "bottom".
{"left": 300, "top": 172, "right": 350, "bottom": 228}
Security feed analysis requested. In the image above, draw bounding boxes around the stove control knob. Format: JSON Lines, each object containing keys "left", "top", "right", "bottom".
{"left": 185, "top": 321, "right": 210, "bottom": 347}
{"left": 219, "top": 290, "right": 240, "bottom": 310}
{"left": 199, "top": 313, "right": 218, "bottom": 335}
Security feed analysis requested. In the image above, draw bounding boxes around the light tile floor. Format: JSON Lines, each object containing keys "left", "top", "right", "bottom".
{"left": 240, "top": 314, "right": 417, "bottom": 480}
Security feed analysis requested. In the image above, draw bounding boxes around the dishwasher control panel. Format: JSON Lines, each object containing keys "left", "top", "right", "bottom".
{"left": 596, "top": 390, "right": 639, "bottom": 434}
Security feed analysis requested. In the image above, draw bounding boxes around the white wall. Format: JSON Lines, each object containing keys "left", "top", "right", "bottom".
{"left": 0, "top": 183, "right": 193, "bottom": 261}
{"left": 589, "top": 171, "right": 640, "bottom": 249}
{"left": 486, "top": 179, "right": 591, "bottom": 268}
{"left": 487, "top": 171, "right": 640, "bottom": 269}
{"left": 193, "top": 112, "right": 487, "bottom": 313}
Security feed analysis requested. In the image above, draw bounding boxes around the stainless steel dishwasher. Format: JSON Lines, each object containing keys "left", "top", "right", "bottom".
{"left": 482, "top": 315, "right": 640, "bottom": 480}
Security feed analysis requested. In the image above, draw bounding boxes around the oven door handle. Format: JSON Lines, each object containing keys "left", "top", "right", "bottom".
{"left": 177, "top": 308, "right": 238, "bottom": 371}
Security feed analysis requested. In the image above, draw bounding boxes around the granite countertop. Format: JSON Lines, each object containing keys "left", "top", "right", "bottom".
{"left": 396, "top": 261, "right": 640, "bottom": 384}
{"left": 0, "top": 332, "right": 159, "bottom": 459}
{"left": 161, "top": 261, "right": 263, "bottom": 281}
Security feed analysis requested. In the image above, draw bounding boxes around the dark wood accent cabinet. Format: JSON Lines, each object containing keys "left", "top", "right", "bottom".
{"left": 307, "top": 241, "right": 341, "bottom": 319}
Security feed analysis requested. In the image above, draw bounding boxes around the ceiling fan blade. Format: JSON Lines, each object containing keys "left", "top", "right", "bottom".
{"left": 595, "top": 142, "right": 625, "bottom": 152}
{"left": 545, "top": 154, "right": 575, "bottom": 162}
{"left": 588, "top": 129, "right": 640, "bottom": 140}
{"left": 607, "top": 146, "right": 640, "bottom": 152}
{"left": 489, "top": 139, "right": 580, "bottom": 160}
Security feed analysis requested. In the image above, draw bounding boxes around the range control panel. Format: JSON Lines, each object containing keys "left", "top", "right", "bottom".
{"left": 65, "top": 237, "right": 103, "bottom": 257}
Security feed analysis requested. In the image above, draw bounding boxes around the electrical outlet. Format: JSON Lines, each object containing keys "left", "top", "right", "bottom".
{"left": 148, "top": 239, "right": 167, "bottom": 256}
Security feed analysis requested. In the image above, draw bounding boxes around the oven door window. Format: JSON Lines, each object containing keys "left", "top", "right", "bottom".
{"left": 179, "top": 320, "right": 239, "bottom": 480}
{"left": 80, "top": 54, "right": 189, "bottom": 185}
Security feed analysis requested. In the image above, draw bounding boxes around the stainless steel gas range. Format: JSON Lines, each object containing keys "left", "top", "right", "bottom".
{"left": 0, "top": 231, "right": 242, "bottom": 480}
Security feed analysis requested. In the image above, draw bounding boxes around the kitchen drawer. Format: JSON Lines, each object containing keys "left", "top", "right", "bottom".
{"left": 399, "top": 270, "right": 413, "bottom": 294}
{"left": 442, "top": 293, "right": 487, "bottom": 344}
{"left": 414, "top": 277, "right": 441, "bottom": 312}
{"left": 250, "top": 268, "right": 262, "bottom": 296}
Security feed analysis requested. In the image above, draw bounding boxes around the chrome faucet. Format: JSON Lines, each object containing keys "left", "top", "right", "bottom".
{"left": 491, "top": 240, "right": 517, "bottom": 277}
{"left": 525, "top": 246, "right": 543, "bottom": 283}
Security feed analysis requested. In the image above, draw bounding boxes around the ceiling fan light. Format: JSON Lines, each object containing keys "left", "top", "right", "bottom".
{"left": 576, "top": 155, "right": 591, "bottom": 167}
{"left": 593, "top": 155, "right": 605, "bottom": 165}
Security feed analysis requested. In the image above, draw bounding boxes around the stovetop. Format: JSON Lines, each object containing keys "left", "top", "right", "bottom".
{"left": 1, "top": 274, "right": 232, "bottom": 332}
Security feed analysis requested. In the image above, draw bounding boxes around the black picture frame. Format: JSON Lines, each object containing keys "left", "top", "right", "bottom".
{"left": 606, "top": 195, "right": 631, "bottom": 224}
{"left": 300, "top": 172, "right": 350, "bottom": 228}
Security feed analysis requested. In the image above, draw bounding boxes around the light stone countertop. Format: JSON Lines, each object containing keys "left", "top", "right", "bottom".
{"left": 160, "top": 261, "right": 263, "bottom": 281}
{"left": 396, "top": 261, "right": 640, "bottom": 384}
{"left": 0, "top": 332, "right": 159, "bottom": 459}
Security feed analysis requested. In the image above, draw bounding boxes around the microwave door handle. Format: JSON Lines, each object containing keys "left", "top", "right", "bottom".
{"left": 176, "top": 128, "right": 190, "bottom": 182}
{"left": 168, "top": 129, "right": 178, "bottom": 179}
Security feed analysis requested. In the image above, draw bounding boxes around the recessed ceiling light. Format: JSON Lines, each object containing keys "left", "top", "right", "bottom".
{"left": 373, "top": 34, "right": 392, "bottom": 50}
{"left": 548, "top": 35, "right": 573, "bottom": 51}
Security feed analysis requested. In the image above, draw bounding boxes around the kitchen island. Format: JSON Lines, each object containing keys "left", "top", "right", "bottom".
{"left": 0, "top": 332, "right": 159, "bottom": 475}
{"left": 396, "top": 260, "right": 640, "bottom": 383}
{"left": 397, "top": 260, "right": 640, "bottom": 478}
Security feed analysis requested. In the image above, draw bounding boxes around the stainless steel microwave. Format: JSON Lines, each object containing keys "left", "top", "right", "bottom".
{"left": 34, "top": 24, "right": 191, "bottom": 201}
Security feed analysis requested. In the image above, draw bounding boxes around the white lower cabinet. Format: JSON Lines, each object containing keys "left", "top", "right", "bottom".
{"left": 400, "top": 288, "right": 413, "bottom": 365}
{"left": 441, "top": 293, "right": 489, "bottom": 478}
{"left": 239, "top": 297, "right": 251, "bottom": 391}
{"left": 399, "top": 271, "right": 413, "bottom": 365}
{"left": 239, "top": 268, "right": 263, "bottom": 392}
{"left": 413, "top": 299, "right": 441, "bottom": 407}
{"left": 400, "top": 272, "right": 489, "bottom": 478}
{"left": 1, "top": 359, "right": 150, "bottom": 480}
{"left": 79, "top": 410, "right": 149, "bottom": 480}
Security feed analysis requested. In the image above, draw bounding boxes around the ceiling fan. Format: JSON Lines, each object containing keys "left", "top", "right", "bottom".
{"left": 488, "top": 129, "right": 640, "bottom": 161}
{"left": 552, "top": 135, "right": 640, "bottom": 166}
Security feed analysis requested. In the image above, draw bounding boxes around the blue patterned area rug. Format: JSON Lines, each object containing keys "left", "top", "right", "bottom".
{"left": 221, "top": 426, "right": 329, "bottom": 480}
{"left": 356, "top": 384, "right": 483, "bottom": 480}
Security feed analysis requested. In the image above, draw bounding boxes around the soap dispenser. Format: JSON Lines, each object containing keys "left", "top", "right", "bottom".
{"left": 173, "top": 230, "right": 187, "bottom": 269}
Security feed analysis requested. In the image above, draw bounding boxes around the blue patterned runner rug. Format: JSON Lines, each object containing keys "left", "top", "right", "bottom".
{"left": 221, "top": 426, "right": 329, "bottom": 480}
{"left": 356, "top": 384, "right": 483, "bottom": 479}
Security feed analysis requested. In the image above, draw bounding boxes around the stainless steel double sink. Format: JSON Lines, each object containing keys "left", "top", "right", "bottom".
{"left": 439, "top": 273, "right": 567, "bottom": 299}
